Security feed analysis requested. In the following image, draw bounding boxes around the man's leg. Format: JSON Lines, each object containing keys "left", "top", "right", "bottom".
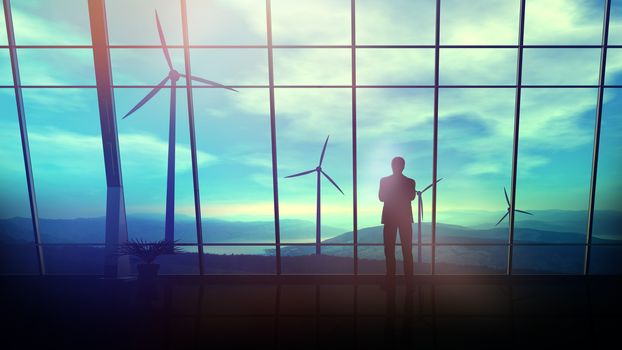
{"left": 383, "top": 223, "right": 398, "bottom": 276}
{"left": 399, "top": 222, "right": 414, "bottom": 277}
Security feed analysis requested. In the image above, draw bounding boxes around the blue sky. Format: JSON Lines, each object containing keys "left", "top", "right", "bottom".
{"left": 1, "top": 0, "right": 621, "bottom": 243}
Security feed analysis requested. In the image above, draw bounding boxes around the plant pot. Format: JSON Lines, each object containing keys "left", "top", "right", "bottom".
{"left": 137, "top": 263, "right": 160, "bottom": 280}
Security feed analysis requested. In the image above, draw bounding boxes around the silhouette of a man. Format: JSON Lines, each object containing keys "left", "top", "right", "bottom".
{"left": 379, "top": 156, "right": 416, "bottom": 278}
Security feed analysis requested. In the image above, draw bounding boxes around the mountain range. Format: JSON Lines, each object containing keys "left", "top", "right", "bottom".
{"left": 1, "top": 210, "right": 620, "bottom": 274}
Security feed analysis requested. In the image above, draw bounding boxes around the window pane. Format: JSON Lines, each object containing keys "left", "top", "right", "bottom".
{"left": 281, "top": 245, "right": 353, "bottom": 274}
{"left": 522, "top": 49, "right": 601, "bottom": 85}
{"left": 190, "top": 49, "right": 268, "bottom": 85}
{"left": 18, "top": 49, "right": 95, "bottom": 85}
{"left": 204, "top": 246, "right": 276, "bottom": 274}
{"left": 515, "top": 89, "right": 597, "bottom": 243}
{"left": 593, "top": 89, "right": 622, "bottom": 242}
{"left": 441, "top": 0, "right": 519, "bottom": 45}
{"left": 276, "top": 89, "right": 353, "bottom": 243}
{"left": 0, "top": 89, "right": 33, "bottom": 221}
{"left": 106, "top": 0, "right": 183, "bottom": 45}
{"left": 193, "top": 89, "right": 274, "bottom": 243}
{"left": 43, "top": 245, "right": 104, "bottom": 275}
{"left": 0, "top": 50, "right": 10, "bottom": 85}
{"left": 356, "top": 0, "right": 435, "bottom": 45}
{"left": 271, "top": 0, "right": 350, "bottom": 45}
{"left": 357, "top": 89, "right": 434, "bottom": 241}
{"left": 187, "top": 0, "right": 266, "bottom": 45}
{"left": 524, "top": 0, "right": 604, "bottom": 44}
{"left": 358, "top": 245, "right": 431, "bottom": 275}
{"left": 273, "top": 49, "right": 350, "bottom": 85}
{"left": 357, "top": 49, "right": 434, "bottom": 85}
{"left": 0, "top": 244, "right": 39, "bottom": 274}
{"left": 606, "top": 49, "right": 622, "bottom": 85}
{"left": 589, "top": 246, "right": 622, "bottom": 274}
{"left": 0, "top": 92, "right": 38, "bottom": 274}
{"left": 24, "top": 89, "right": 106, "bottom": 243}
{"left": 610, "top": 0, "right": 622, "bottom": 44}
{"left": 11, "top": 0, "right": 92, "bottom": 45}
{"left": 440, "top": 49, "right": 517, "bottom": 85}
{"left": 436, "top": 246, "right": 507, "bottom": 274}
{"left": 438, "top": 89, "right": 514, "bottom": 240}
{"left": 0, "top": 4, "right": 6, "bottom": 46}
{"left": 115, "top": 88, "right": 198, "bottom": 243}
{"left": 157, "top": 246, "right": 199, "bottom": 275}
{"left": 512, "top": 246, "right": 584, "bottom": 274}
{"left": 111, "top": 48, "right": 184, "bottom": 85}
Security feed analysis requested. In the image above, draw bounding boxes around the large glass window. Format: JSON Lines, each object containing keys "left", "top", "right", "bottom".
{"left": 1, "top": 0, "right": 620, "bottom": 275}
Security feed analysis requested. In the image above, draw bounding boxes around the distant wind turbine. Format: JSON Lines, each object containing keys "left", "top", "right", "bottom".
{"left": 123, "top": 11, "right": 237, "bottom": 242}
{"left": 285, "top": 136, "right": 344, "bottom": 255}
{"left": 495, "top": 187, "right": 533, "bottom": 226}
{"left": 414, "top": 178, "right": 443, "bottom": 265}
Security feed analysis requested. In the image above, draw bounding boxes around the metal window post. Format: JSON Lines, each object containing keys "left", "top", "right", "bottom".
{"left": 87, "top": 0, "right": 129, "bottom": 278}
{"left": 3, "top": 0, "right": 45, "bottom": 275}
{"left": 507, "top": 0, "right": 527, "bottom": 276}
{"left": 351, "top": 0, "right": 358, "bottom": 275}
{"left": 584, "top": 0, "right": 612, "bottom": 276}
{"left": 266, "top": 0, "right": 282, "bottom": 275}
{"left": 431, "top": 0, "right": 441, "bottom": 275}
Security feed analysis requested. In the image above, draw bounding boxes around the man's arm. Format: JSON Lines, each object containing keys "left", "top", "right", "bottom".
{"left": 409, "top": 179, "right": 417, "bottom": 201}
{"left": 379, "top": 178, "right": 386, "bottom": 202}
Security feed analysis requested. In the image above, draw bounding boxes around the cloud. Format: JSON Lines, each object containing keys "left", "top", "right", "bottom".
{"left": 119, "top": 132, "right": 218, "bottom": 175}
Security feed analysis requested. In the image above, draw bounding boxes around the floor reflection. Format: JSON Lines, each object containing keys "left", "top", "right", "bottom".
{"left": 2, "top": 276, "right": 621, "bottom": 349}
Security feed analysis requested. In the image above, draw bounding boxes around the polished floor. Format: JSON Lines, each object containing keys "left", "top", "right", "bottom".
{"left": 1, "top": 275, "right": 621, "bottom": 349}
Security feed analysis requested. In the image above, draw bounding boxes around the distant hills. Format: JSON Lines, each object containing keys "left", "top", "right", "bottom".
{"left": 1, "top": 210, "right": 620, "bottom": 274}
{"left": 1, "top": 210, "right": 619, "bottom": 244}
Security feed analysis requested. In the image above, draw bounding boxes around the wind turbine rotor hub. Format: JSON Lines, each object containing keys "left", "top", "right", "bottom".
{"left": 316, "top": 166, "right": 321, "bottom": 171}
{"left": 169, "top": 70, "right": 181, "bottom": 81}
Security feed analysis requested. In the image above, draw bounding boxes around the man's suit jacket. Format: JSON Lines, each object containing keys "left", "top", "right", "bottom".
{"left": 379, "top": 174, "right": 416, "bottom": 224}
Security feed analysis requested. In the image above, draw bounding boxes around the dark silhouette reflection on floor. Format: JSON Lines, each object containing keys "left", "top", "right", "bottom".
{"left": 2, "top": 276, "right": 622, "bottom": 349}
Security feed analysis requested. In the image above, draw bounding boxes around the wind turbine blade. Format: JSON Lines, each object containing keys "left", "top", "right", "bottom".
{"left": 418, "top": 195, "right": 424, "bottom": 221}
{"left": 318, "top": 135, "right": 330, "bottom": 166}
{"left": 123, "top": 76, "right": 170, "bottom": 119}
{"left": 504, "top": 187, "right": 510, "bottom": 206}
{"left": 495, "top": 211, "right": 509, "bottom": 226}
{"left": 155, "top": 11, "right": 174, "bottom": 71}
{"left": 421, "top": 177, "right": 443, "bottom": 193}
{"left": 321, "top": 170, "right": 344, "bottom": 195}
{"left": 515, "top": 209, "right": 533, "bottom": 216}
{"left": 180, "top": 74, "right": 238, "bottom": 92}
{"left": 284, "top": 169, "right": 315, "bottom": 178}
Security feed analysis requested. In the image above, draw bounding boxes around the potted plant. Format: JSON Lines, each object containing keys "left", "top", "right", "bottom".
{"left": 118, "top": 239, "right": 181, "bottom": 279}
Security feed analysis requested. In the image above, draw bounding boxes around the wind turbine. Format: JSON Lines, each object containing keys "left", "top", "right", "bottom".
{"left": 495, "top": 187, "right": 533, "bottom": 226}
{"left": 122, "top": 11, "right": 237, "bottom": 242}
{"left": 285, "top": 136, "right": 344, "bottom": 255}
{"left": 414, "top": 178, "right": 443, "bottom": 265}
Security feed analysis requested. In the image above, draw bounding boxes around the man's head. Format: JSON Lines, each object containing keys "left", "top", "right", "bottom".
{"left": 391, "top": 156, "right": 405, "bottom": 174}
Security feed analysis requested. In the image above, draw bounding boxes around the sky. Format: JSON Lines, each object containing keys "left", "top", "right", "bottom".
{"left": 1, "top": 0, "right": 621, "bottom": 243}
